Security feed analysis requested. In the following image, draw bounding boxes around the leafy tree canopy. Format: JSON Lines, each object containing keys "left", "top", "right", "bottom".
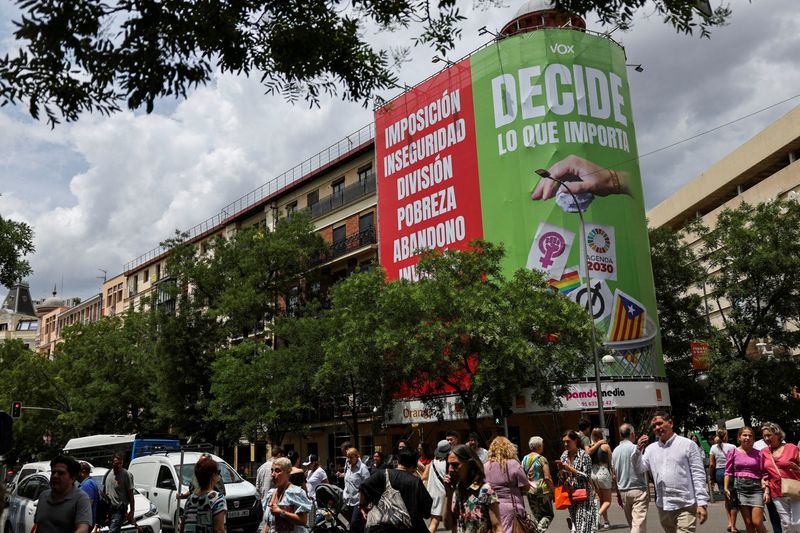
{"left": 0, "top": 0, "right": 730, "bottom": 126}
{"left": 0, "top": 212, "right": 35, "bottom": 287}
{"left": 310, "top": 267, "right": 408, "bottom": 446}
{"left": 0, "top": 340, "right": 66, "bottom": 464}
{"left": 651, "top": 199, "right": 800, "bottom": 430}
{"left": 648, "top": 222, "right": 717, "bottom": 430}
{"left": 54, "top": 310, "right": 158, "bottom": 435}
{"left": 387, "top": 241, "right": 595, "bottom": 431}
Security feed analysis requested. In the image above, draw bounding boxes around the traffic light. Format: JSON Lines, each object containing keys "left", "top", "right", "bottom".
{"left": 0, "top": 412, "right": 12, "bottom": 455}
{"left": 492, "top": 407, "right": 502, "bottom": 427}
{"left": 11, "top": 401, "right": 22, "bottom": 418}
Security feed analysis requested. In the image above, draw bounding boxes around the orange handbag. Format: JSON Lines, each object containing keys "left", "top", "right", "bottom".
{"left": 554, "top": 485, "right": 572, "bottom": 510}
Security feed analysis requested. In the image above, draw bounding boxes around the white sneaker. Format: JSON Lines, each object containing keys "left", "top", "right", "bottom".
{"left": 566, "top": 517, "right": 575, "bottom": 532}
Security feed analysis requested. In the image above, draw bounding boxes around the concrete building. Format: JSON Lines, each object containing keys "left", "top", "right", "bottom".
{"left": 0, "top": 282, "right": 39, "bottom": 350}
{"left": 648, "top": 104, "right": 800, "bottom": 339}
{"left": 106, "top": 2, "right": 677, "bottom": 470}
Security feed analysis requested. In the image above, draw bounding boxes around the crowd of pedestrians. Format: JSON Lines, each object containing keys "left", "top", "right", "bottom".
{"left": 28, "top": 414, "right": 800, "bottom": 533}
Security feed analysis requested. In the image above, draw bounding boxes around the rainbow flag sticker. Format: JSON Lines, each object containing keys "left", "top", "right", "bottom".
{"left": 548, "top": 267, "right": 581, "bottom": 294}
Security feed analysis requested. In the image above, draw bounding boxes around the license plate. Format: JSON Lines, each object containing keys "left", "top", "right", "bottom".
{"left": 228, "top": 510, "right": 249, "bottom": 518}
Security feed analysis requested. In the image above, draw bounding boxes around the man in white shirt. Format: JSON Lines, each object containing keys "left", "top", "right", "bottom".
{"left": 303, "top": 454, "right": 328, "bottom": 502}
{"left": 632, "top": 410, "right": 709, "bottom": 533}
{"left": 255, "top": 446, "right": 283, "bottom": 504}
{"left": 613, "top": 423, "right": 649, "bottom": 533}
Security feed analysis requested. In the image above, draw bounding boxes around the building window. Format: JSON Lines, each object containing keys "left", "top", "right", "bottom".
{"left": 358, "top": 165, "right": 372, "bottom": 187}
{"left": 359, "top": 212, "right": 374, "bottom": 233}
{"left": 286, "top": 201, "right": 298, "bottom": 216}
{"left": 333, "top": 225, "right": 346, "bottom": 245}
{"left": 359, "top": 212, "right": 375, "bottom": 245}
{"left": 155, "top": 263, "right": 161, "bottom": 281}
{"left": 143, "top": 270, "right": 149, "bottom": 283}
{"left": 307, "top": 189, "right": 319, "bottom": 207}
{"left": 16, "top": 320, "right": 37, "bottom": 331}
{"left": 331, "top": 177, "right": 345, "bottom": 198}
{"left": 0, "top": 323, "right": 7, "bottom": 331}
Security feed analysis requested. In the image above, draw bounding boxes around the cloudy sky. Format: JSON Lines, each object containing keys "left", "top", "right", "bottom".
{"left": 1, "top": 0, "right": 798, "bottom": 301}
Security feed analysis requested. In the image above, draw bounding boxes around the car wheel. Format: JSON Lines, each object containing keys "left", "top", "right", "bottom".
{"left": 172, "top": 509, "right": 183, "bottom": 531}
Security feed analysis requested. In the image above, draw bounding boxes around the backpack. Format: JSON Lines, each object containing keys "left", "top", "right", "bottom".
{"left": 96, "top": 470, "right": 112, "bottom": 526}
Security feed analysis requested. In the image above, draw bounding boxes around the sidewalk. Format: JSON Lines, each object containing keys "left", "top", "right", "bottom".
{"left": 433, "top": 494, "right": 761, "bottom": 532}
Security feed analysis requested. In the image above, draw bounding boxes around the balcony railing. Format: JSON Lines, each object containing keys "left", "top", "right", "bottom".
{"left": 123, "top": 123, "right": 375, "bottom": 272}
{"left": 331, "top": 227, "right": 377, "bottom": 259}
{"left": 305, "top": 172, "right": 376, "bottom": 219}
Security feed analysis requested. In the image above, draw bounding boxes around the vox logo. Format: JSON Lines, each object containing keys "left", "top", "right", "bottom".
{"left": 549, "top": 43, "right": 575, "bottom": 54}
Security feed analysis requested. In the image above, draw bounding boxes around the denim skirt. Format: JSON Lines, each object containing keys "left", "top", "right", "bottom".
{"left": 734, "top": 477, "right": 764, "bottom": 508}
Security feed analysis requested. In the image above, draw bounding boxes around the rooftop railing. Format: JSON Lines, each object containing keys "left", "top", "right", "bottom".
{"left": 124, "top": 123, "right": 375, "bottom": 273}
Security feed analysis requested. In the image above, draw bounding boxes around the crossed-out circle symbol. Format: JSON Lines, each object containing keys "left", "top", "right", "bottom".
{"left": 574, "top": 282, "right": 605, "bottom": 320}
{"left": 587, "top": 228, "right": 610, "bottom": 254}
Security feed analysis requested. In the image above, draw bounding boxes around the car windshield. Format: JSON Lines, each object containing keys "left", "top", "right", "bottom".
{"left": 178, "top": 460, "right": 241, "bottom": 487}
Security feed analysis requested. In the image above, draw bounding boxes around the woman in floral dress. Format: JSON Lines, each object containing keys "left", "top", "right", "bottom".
{"left": 559, "top": 430, "right": 598, "bottom": 533}
{"left": 442, "top": 444, "right": 503, "bottom": 533}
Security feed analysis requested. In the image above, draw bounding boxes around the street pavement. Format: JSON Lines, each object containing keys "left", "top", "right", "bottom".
{"left": 545, "top": 497, "right": 749, "bottom": 533}
{"left": 433, "top": 490, "right": 773, "bottom": 533}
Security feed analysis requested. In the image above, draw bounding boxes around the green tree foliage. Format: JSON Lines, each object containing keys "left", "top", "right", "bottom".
{"left": 388, "top": 241, "right": 595, "bottom": 432}
{"left": 651, "top": 200, "right": 800, "bottom": 430}
{"left": 163, "top": 212, "right": 326, "bottom": 339}
{"left": 696, "top": 200, "right": 800, "bottom": 427}
{"left": 53, "top": 310, "right": 157, "bottom": 435}
{"left": 0, "top": 213, "right": 35, "bottom": 287}
{"left": 210, "top": 335, "right": 320, "bottom": 446}
{"left": 310, "top": 268, "right": 408, "bottom": 447}
{"left": 648, "top": 223, "right": 717, "bottom": 430}
{"left": 0, "top": 340, "right": 66, "bottom": 464}
{"left": 555, "top": 0, "right": 731, "bottom": 36}
{"left": 155, "top": 212, "right": 326, "bottom": 443}
{"left": 0, "top": 0, "right": 730, "bottom": 126}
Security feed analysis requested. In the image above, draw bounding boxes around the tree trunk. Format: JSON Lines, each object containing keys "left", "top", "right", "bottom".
{"left": 466, "top": 406, "right": 480, "bottom": 435}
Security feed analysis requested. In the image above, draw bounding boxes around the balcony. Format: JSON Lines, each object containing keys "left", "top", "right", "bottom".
{"left": 330, "top": 226, "right": 377, "bottom": 259}
{"left": 305, "top": 172, "right": 376, "bottom": 219}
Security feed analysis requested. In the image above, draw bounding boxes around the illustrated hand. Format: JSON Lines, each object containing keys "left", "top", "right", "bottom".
{"left": 532, "top": 155, "right": 628, "bottom": 200}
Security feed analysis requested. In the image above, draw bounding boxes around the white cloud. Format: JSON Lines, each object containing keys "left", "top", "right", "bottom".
{"left": 1, "top": 0, "right": 799, "bottom": 300}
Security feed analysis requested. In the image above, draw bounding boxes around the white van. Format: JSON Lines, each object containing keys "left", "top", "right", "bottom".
{"left": 128, "top": 452, "right": 261, "bottom": 532}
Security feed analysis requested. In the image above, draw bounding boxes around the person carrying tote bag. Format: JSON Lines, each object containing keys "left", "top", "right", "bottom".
{"left": 760, "top": 422, "right": 800, "bottom": 533}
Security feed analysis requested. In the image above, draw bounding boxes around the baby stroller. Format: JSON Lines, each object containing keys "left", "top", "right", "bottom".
{"left": 313, "top": 483, "right": 349, "bottom": 533}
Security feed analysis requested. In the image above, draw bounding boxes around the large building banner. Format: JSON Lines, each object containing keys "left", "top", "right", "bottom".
{"left": 376, "top": 29, "right": 662, "bottom": 374}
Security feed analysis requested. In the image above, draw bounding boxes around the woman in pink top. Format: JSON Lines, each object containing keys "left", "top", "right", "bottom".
{"left": 724, "top": 427, "right": 766, "bottom": 533}
{"left": 760, "top": 422, "right": 800, "bottom": 533}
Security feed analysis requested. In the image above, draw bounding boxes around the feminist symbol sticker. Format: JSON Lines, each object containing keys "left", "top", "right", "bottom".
{"left": 528, "top": 223, "right": 574, "bottom": 279}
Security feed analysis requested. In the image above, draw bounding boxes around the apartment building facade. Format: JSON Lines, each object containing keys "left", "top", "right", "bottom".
{"left": 647, "top": 105, "right": 800, "bottom": 351}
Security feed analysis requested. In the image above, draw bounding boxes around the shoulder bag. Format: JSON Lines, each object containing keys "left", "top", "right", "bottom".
{"left": 365, "top": 469, "right": 413, "bottom": 531}
{"left": 565, "top": 455, "right": 588, "bottom": 503}
{"left": 768, "top": 448, "right": 800, "bottom": 500}
{"left": 505, "top": 463, "right": 538, "bottom": 533}
{"left": 728, "top": 449, "right": 740, "bottom": 508}
{"left": 96, "top": 470, "right": 112, "bottom": 527}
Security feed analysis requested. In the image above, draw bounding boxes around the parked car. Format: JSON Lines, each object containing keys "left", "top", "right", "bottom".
{"left": 128, "top": 451, "right": 261, "bottom": 532}
{"left": 3, "top": 461, "right": 54, "bottom": 509}
{"left": 1, "top": 468, "right": 160, "bottom": 533}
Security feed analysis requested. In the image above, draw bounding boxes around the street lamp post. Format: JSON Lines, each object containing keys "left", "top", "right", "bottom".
{"left": 535, "top": 169, "right": 606, "bottom": 431}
